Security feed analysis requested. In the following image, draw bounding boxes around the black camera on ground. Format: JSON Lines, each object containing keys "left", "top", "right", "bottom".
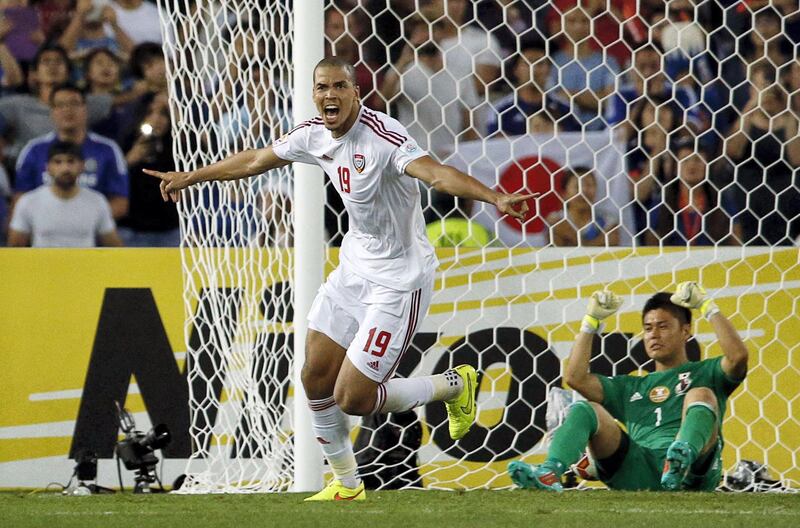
{"left": 115, "top": 401, "right": 171, "bottom": 493}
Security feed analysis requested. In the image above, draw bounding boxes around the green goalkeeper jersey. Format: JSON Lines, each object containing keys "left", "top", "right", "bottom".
{"left": 596, "top": 357, "right": 742, "bottom": 452}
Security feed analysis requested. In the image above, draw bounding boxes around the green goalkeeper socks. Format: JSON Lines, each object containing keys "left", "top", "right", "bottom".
{"left": 546, "top": 401, "right": 598, "bottom": 476}
{"left": 677, "top": 403, "right": 717, "bottom": 455}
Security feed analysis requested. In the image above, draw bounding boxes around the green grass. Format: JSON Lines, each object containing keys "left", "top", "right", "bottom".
{"left": 2, "top": 490, "right": 799, "bottom": 528}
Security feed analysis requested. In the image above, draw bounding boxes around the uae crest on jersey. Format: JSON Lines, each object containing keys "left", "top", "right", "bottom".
{"left": 649, "top": 386, "right": 670, "bottom": 403}
{"left": 353, "top": 153, "right": 365, "bottom": 173}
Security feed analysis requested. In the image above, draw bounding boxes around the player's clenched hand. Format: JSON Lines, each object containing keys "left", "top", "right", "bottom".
{"left": 143, "top": 168, "right": 192, "bottom": 202}
{"left": 495, "top": 193, "right": 538, "bottom": 220}
{"left": 582, "top": 290, "right": 622, "bottom": 334}
{"left": 671, "top": 281, "right": 719, "bottom": 319}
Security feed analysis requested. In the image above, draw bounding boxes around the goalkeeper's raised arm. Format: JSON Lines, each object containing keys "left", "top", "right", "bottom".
{"left": 670, "top": 281, "right": 749, "bottom": 380}
{"left": 562, "top": 290, "right": 623, "bottom": 403}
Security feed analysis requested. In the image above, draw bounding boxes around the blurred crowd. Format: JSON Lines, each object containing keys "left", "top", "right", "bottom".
{"left": 2, "top": 0, "right": 799, "bottom": 248}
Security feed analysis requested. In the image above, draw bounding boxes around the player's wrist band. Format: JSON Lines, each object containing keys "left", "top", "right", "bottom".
{"left": 700, "top": 299, "right": 720, "bottom": 320}
{"left": 581, "top": 314, "right": 603, "bottom": 334}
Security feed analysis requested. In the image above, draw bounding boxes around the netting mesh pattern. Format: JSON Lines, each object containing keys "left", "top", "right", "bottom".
{"left": 158, "top": 0, "right": 800, "bottom": 492}
{"left": 159, "top": 1, "right": 295, "bottom": 492}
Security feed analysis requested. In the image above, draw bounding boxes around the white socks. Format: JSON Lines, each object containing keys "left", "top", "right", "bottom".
{"left": 374, "top": 370, "right": 464, "bottom": 414}
{"left": 309, "top": 397, "right": 360, "bottom": 488}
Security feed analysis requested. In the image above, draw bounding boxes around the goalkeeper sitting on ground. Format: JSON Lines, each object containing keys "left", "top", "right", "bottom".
{"left": 509, "top": 283, "right": 749, "bottom": 491}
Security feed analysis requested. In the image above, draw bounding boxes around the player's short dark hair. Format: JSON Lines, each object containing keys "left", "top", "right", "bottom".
{"left": 47, "top": 140, "right": 84, "bottom": 161}
{"left": 33, "top": 44, "right": 70, "bottom": 70}
{"left": 313, "top": 57, "right": 357, "bottom": 85}
{"left": 642, "top": 292, "right": 691, "bottom": 325}
{"left": 49, "top": 83, "right": 85, "bottom": 105}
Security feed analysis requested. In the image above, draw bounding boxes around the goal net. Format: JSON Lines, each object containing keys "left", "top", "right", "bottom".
{"left": 158, "top": 0, "right": 800, "bottom": 493}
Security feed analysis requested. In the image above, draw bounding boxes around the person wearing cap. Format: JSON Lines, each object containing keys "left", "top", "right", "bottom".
{"left": 8, "top": 140, "right": 122, "bottom": 247}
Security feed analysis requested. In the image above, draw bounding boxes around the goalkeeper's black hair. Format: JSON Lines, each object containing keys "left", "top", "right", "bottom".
{"left": 313, "top": 57, "right": 357, "bottom": 86}
{"left": 642, "top": 292, "right": 691, "bottom": 325}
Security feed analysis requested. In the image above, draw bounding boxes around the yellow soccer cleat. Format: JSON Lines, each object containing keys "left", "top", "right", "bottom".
{"left": 445, "top": 364, "right": 478, "bottom": 440}
{"left": 304, "top": 480, "right": 366, "bottom": 502}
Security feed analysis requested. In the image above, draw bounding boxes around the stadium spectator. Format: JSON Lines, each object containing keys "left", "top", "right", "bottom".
{"left": 610, "top": 44, "right": 705, "bottom": 136}
{"left": 422, "top": 0, "right": 503, "bottom": 96}
{"left": 546, "top": 167, "right": 619, "bottom": 247}
{"left": 724, "top": 84, "right": 800, "bottom": 245}
{"left": 325, "top": 7, "right": 383, "bottom": 111}
{"left": 546, "top": 6, "right": 620, "bottom": 132}
{"left": 647, "top": 137, "right": 740, "bottom": 246}
{"left": 0, "top": 0, "right": 44, "bottom": 67}
{"left": 425, "top": 193, "right": 491, "bottom": 248}
{"left": 118, "top": 93, "right": 178, "bottom": 246}
{"left": 381, "top": 20, "right": 478, "bottom": 159}
{"left": 546, "top": 0, "right": 640, "bottom": 67}
{"left": 476, "top": 0, "right": 537, "bottom": 58}
{"left": 0, "top": 39, "right": 24, "bottom": 93}
{"left": 0, "top": 45, "right": 112, "bottom": 162}
{"left": 58, "top": 0, "right": 134, "bottom": 60}
{"left": 104, "top": 41, "right": 166, "bottom": 144}
{"left": 487, "top": 42, "right": 559, "bottom": 137}
{"left": 14, "top": 83, "right": 129, "bottom": 219}
{"left": 35, "top": 0, "right": 71, "bottom": 40}
{"left": 109, "top": 0, "right": 163, "bottom": 45}
{"left": 8, "top": 140, "right": 122, "bottom": 247}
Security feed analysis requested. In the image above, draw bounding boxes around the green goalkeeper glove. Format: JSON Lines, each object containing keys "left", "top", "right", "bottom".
{"left": 581, "top": 291, "right": 623, "bottom": 334}
{"left": 670, "top": 281, "right": 720, "bottom": 320}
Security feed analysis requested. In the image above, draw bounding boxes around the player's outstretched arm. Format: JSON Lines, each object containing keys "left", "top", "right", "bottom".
{"left": 564, "top": 291, "right": 623, "bottom": 402}
{"left": 670, "top": 282, "right": 749, "bottom": 380}
{"left": 143, "top": 146, "right": 291, "bottom": 202}
{"left": 405, "top": 155, "right": 536, "bottom": 220}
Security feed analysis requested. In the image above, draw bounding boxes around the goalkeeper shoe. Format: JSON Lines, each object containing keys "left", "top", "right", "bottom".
{"left": 661, "top": 440, "right": 698, "bottom": 491}
{"left": 508, "top": 461, "right": 564, "bottom": 492}
{"left": 445, "top": 364, "right": 477, "bottom": 440}
{"left": 304, "top": 480, "right": 366, "bottom": 502}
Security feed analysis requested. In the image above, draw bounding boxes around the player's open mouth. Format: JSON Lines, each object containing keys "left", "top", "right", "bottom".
{"left": 324, "top": 105, "right": 340, "bottom": 122}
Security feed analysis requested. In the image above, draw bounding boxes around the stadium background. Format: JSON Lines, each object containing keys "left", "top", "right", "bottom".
{"left": 0, "top": 0, "right": 799, "bottom": 494}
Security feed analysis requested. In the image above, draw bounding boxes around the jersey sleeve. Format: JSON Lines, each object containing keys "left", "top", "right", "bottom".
{"left": 708, "top": 356, "right": 743, "bottom": 397}
{"left": 271, "top": 122, "right": 316, "bottom": 165}
{"left": 9, "top": 194, "right": 32, "bottom": 233}
{"left": 389, "top": 129, "right": 428, "bottom": 174}
{"left": 105, "top": 142, "right": 130, "bottom": 197}
{"left": 597, "top": 374, "right": 628, "bottom": 422}
{"left": 95, "top": 196, "right": 116, "bottom": 235}
{"left": 14, "top": 147, "right": 41, "bottom": 193}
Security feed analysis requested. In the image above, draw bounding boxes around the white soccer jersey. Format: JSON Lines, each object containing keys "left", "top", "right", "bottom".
{"left": 273, "top": 106, "right": 437, "bottom": 291}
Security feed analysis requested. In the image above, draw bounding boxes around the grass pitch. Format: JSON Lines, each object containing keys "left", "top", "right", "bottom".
{"left": 2, "top": 490, "right": 798, "bottom": 528}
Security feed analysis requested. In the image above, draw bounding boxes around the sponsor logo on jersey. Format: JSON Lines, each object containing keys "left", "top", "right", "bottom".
{"left": 630, "top": 392, "right": 643, "bottom": 402}
{"left": 404, "top": 142, "right": 418, "bottom": 153}
{"left": 675, "top": 372, "right": 693, "bottom": 394}
{"left": 367, "top": 360, "right": 380, "bottom": 371}
{"left": 649, "top": 386, "right": 670, "bottom": 403}
{"left": 353, "top": 153, "right": 365, "bottom": 173}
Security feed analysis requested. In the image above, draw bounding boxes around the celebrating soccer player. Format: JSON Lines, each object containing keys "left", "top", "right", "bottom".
{"left": 508, "top": 282, "right": 749, "bottom": 491}
{"left": 145, "top": 57, "right": 535, "bottom": 501}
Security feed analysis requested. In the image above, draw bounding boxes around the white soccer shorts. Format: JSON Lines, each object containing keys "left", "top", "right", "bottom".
{"left": 307, "top": 266, "right": 434, "bottom": 382}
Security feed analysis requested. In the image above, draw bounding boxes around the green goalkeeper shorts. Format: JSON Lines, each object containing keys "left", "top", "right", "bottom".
{"left": 600, "top": 436, "right": 723, "bottom": 491}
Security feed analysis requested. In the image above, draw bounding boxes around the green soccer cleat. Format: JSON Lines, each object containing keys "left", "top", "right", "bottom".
{"left": 444, "top": 364, "right": 477, "bottom": 440}
{"left": 661, "top": 440, "right": 698, "bottom": 491}
{"left": 508, "top": 461, "right": 564, "bottom": 492}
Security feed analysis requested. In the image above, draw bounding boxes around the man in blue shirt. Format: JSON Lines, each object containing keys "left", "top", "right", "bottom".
{"left": 14, "top": 83, "right": 128, "bottom": 219}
